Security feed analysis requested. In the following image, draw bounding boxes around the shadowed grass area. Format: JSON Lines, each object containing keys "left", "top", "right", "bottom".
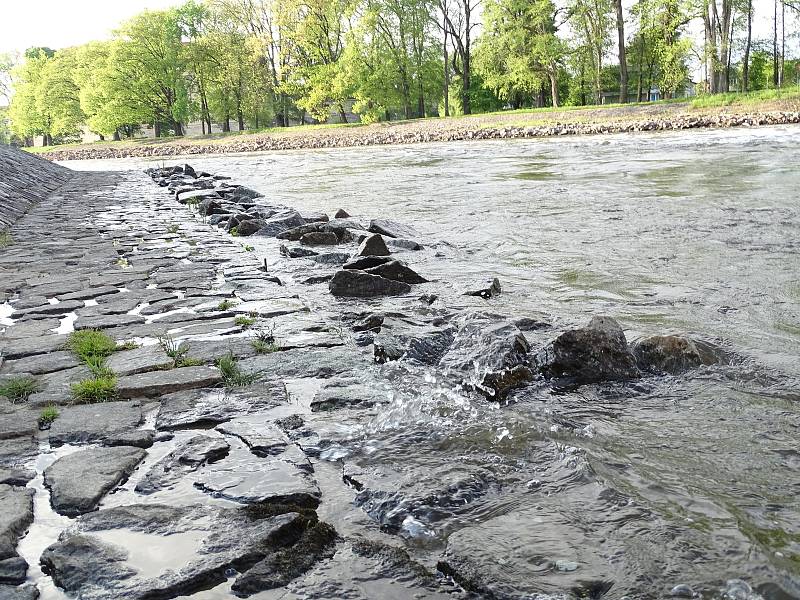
{"left": 0, "top": 376, "right": 40, "bottom": 403}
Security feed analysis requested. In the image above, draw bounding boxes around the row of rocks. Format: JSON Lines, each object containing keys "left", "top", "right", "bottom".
{"left": 38, "top": 110, "right": 800, "bottom": 162}
{"left": 146, "top": 164, "right": 432, "bottom": 299}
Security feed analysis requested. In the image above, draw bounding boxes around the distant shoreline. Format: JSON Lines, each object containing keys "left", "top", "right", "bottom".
{"left": 32, "top": 102, "right": 800, "bottom": 162}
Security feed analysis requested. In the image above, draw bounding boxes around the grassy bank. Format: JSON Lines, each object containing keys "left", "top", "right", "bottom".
{"left": 27, "top": 87, "right": 800, "bottom": 160}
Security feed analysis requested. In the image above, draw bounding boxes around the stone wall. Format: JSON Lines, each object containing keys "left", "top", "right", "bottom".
{"left": 0, "top": 146, "right": 72, "bottom": 230}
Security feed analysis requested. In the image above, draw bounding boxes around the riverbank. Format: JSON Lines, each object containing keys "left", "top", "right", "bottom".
{"left": 31, "top": 92, "right": 800, "bottom": 161}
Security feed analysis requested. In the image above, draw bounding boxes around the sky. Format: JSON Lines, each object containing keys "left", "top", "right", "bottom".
{"left": 0, "top": 0, "right": 182, "bottom": 54}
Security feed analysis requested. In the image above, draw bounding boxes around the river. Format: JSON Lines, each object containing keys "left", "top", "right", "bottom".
{"left": 62, "top": 125, "right": 800, "bottom": 599}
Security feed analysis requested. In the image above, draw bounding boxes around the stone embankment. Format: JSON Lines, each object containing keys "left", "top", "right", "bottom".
{"left": 0, "top": 146, "right": 71, "bottom": 230}
{"left": 37, "top": 109, "right": 800, "bottom": 161}
{"left": 0, "top": 146, "right": 732, "bottom": 599}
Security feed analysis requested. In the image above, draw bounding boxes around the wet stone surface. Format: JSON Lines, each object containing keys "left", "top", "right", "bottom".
{"left": 0, "top": 143, "right": 798, "bottom": 600}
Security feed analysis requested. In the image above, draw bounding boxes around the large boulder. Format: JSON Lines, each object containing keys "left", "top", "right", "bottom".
{"left": 0, "top": 484, "right": 34, "bottom": 585}
{"left": 329, "top": 270, "right": 411, "bottom": 298}
{"left": 535, "top": 316, "right": 640, "bottom": 385}
{"left": 234, "top": 219, "right": 266, "bottom": 237}
{"left": 368, "top": 219, "right": 422, "bottom": 239}
{"left": 355, "top": 234, "right": 390, "bottom": 257}
{"left": 630, "top": 335, "right": 719, "bottom": 375}
{"left": 300, "top": 232, "right": 338, "bottom": 246}
{"left": 364, "top": 260, "right": 427, "bottom": 284}
{"left": 255, "top": 212, "right": 306, "bottom": 237}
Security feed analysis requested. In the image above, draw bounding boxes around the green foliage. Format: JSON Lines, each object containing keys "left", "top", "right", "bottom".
{"left": 0, "top": 377, "right": 40, "bottom": 403}
{"left": 252, "top": 326, "right": 281, "bottom": 354}
{"left": 216, "top": 352, "right": 260, "bottom": 387}
{"left": 158, "top": 333, "right": 197, "bottom": 367}
{"left": 0, "top": 229, "right": 12, "bottom": 248}
{"left": 71, "top": 375, "right": 118, "bottom": 404}
{"left": 38, "top": 405, "right": 59, "bottom": 428}
{"left": 218, "top": 299, "right": 237, "bottom": 310}
{"left": 66, "top": 330, "right": 118, "bottom": 362}
{"left": 235, "top": 315, "right": 256, "bottom": 328}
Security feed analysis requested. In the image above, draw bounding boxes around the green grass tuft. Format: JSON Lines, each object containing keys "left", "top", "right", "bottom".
{"left": 0, "top": 230, "right": 13, "bottom": 248}
{"left": 251, "top": 326, "right": 281, "bottom": 354}
{"left": 216, "top": 352, "right": 260, "bottom": 387}
{"left": 235, "top": 315, "right": 256, "bottom": 329}
{"left": 116, "top": 340, "right": 140, "bottom": 351}
{"left": 71, "top": 375, "right": 118, "bottom": 404}
{"left": 67, "top": 330, "right": 118, "bottom": 362}
{"left": 218, "top": 299, "right": 237, "bottom": 311}
{"left": 38, "top": 405, "right": 59, "bottom": 428}
{"left": 0, "top": 376, "right": 40, "bottom": 403}
{"left": 167, "top": 224, "right": 180, "bottom": 234}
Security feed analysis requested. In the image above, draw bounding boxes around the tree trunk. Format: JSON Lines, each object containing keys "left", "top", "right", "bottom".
{"left": 173, "top": 121, "right": 184, "bottom": 136}
{"left": 773, "top": 0, "right": 779, "bottom": 86}
{"left": 237, "top": 109, "right": 245, "bottom": 131}
{"left": 113, "top": 130, "right": 120, "bottom": 141}
{"left": 549, "top": 70, "right": 559, "bottom": 108}
{"left": 615, "top": 0, "right": 628, "bottom": 103}
{"left": 222, "top": 116, "right": 230, "bottom": 133}
{"left": 154, "top": 122, "right": 161, "bottom": 138}
{"left": 780, "top": 0, "right": 785, "bottom": 86}
{"left": 443, "top": 0, "right": 450, "bottom": 117}
{"left": 339, "top": 104, "right": 348, "bottom": 124}
{"left": 462, "top": 2, "right": 471, "bottom": 115}
{"left": 743, "top": 0, "right": 752, "bottom": 91}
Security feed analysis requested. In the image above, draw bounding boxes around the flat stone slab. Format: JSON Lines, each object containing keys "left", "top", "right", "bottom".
{"left": 0, "top": 483, "right": 34, "bottom": 584}
{"left": 48, "top": 401, "right": 143, "bottom": 447}
{"left": 216, "top": 418, "right": 289, "bottom": 457}
{"left": 135, "top": 434, "right": 230, "bottom": 495}
{"left": 56, "top": 286, "right": 120, "bottom": 302}
{"left": 74, "top": 314, "right": 145, "bottom": 331}
{"left": 0, "top": 350, "right": 80, "bottom": 376}
{"left": 105, "top": 345, "right": 172, "bottom": 376}
{"left": 116, "top": 367, "right": 222, "bottom": 399}
{"left": 0, "top": 583, "right": 39, "bottom": 599}
{"left": 40, "top": 504, "right": 305, "bottom": 600}
{"left": 0, "top": 468, "right": 35, "bottom": 487}
{"left": 44, "top": 446, "right": 147, "bottom": 516}
{"left": 156, "top": 384, "right": 286, "bottom": 430}
{"left": 0, "top": 334, "right": 69, "bottom": 361}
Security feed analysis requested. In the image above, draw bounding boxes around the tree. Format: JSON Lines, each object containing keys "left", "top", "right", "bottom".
{"left": 570, "top": 0, "right": 613, "bottom": 104}
{"left": 475, "top": 0, "right": 566, "bottom": 107}
{"left": 614, "top": 0, "right": 628, "bottom": 101}
{"left": 440, "top": 0, "right": 481, "bottom": 114}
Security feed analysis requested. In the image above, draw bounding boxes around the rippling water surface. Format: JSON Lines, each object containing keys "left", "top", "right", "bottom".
{"left": 67, "top": 126, "right": 800, "bottom": 599}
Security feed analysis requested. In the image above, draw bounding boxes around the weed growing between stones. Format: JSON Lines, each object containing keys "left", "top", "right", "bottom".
{"left": 0, "top": 229, "right": 13, "bottom": 248}
{"left": 71, "top": 375, "right": 118, "bottom": 404}
{"left": 167, "top": 224, "right": 180, "bottom": 233}
{"left": 243, "top": 244, "right": 254, "bottom": 252}
{"left": 217, "top": 352, "right": 260, "bottom": 387}
{"left": 116, "top": 340, "right": 140, "bottom": 351}
{"left": 252, "top": 326, "right": 281, "bottom": 354}
{"left": 218, "top": 299, "right": 237, "bottom": 311}
{"left": 230, "top": 227, "right": 240, "bottom": 237}
{"left": 158, "top": 333, "right": 203, "bottom": 368}
{"left": 235, "top": 315, "right": 257, "bottom": 329}
{"left": 116, "top": 258, "right": 130, "bottom": 268}
{"left": 0, "top": 376, "right": 40, "bottom": 403}
{"left": 38, "top": 405, "right": 59, "bottom": 429}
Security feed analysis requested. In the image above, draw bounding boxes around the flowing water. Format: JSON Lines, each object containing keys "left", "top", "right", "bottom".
{"left": 64, "top": 125, "right": 800, "bottom": 599}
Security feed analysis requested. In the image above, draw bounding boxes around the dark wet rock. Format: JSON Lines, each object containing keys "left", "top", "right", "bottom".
{"left": 255, "top": 212, "right": 306, "bottom": 237}
{"left": 356, "top": 234, "right": 390, "bottom": 257}
{"left": 194, "top": 437, "right": 320, "bottom": 507}
{"left": 0, "top": 484, "right": 34, "bottom": 585}
{"left": 280, "top": 244, "right": 318, "bottom": 258}
{"left": 631, "top": 335, "right": 719, "bottom": 375}
{"left": 300, "top": 211, "right": 329, "bottom": 223}
{"left": 39, "top": 504, "right": 305, "bottom": 600}
{"left": 374, "top": 324, "right": 455, "bottom": 365}
{"left": 104, "top": 430, "right": 154, "bottom": 449}
{"left": 310, "top": 378, "right": 381, "bottom": 411}
{"left": 135, "top": 435, "right": 230, "bottom": 494}
{"left": 368, "top": 219, "right": 421, "bottom": 240}
{"left": 535, "top": 316, "right": 640, "bottom": 385}
{"left": 105, "top": 345, "right": 172, "bottom": 376}
{"left": 183, "top": 164, "right": 196, "bottom": 178}
{"left": 116, "top": 366, "right": 222, "bottom": 399}
{"left": 300, "top": 232, "right": 338, "bottom": 246}
{"left": 0, "top": 351, "right": 79, "bottom": 376}
{"left": 74, "top": 314, "right": 145, "bottom": 331}
{"left": 440, "top": 314, "right": 532, "bottom": 399}
{"left": 333, "top": 208, "right": 351, "bottom": 218}
{"left": 228, "top": 186, "right": 262, "bottom": 202}
{"left": 387, "top": 238, "right": 423, "bottom": 251}
{"left": 301, "top": 275, "right": 334, "bottom": 285}
{"left": 352, "top": 313, "right": 385, "bottom": 332}
{"left": 329, "top": 270, "right": 411, "bottom": 298}
{"left": 0, "top": 468, "right": 35, "bottom": 487}
{"left": 48, "top": 401, "right": 143, "bottom": 447}
{"left": 463, "top": 277, "right": 502, "bottom": 299}
{"left": 234, "top": 219, "right": 265, "bottom": 237}
{"left": 343, "top": 256, "right": 392, "bottom": 271}
{"left": 310, "top": 252, "right": 350, "bottom": 265}
{"left": 0, "top": 438, "right": 38, "bottom": 470}
{"left": 56, "top": 286, "right": 119, "bottom": 302}
{"left": 216, "top": 419, "right": 289, "bottom": 457}
{"left": 156, "top": 384, "right": 287, "bottom": 430}
{"left": 365, "top": 260, "right": 427, "bottom": 284}
{"left": 231, "top": 521, "right": 336, "bottom": 596}
{"left": 0, "top": 583, "right": 39, "bottom": 599}
{"left": 277, "top": 224, "right": 321, "bottom": 242}
{"left": 44, "top": 446, "right": 146, "bottom": 516}
{"left": 514, "top": 316, "right": 551, "bottom": 331}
